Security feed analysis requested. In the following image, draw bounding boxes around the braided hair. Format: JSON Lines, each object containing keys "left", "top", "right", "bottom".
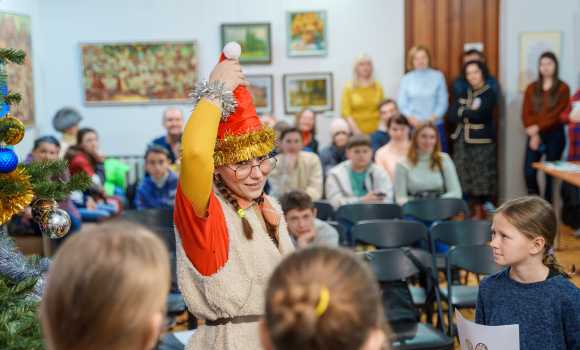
{"left": 215, "top": 174, "right": 278, "bottom": 244}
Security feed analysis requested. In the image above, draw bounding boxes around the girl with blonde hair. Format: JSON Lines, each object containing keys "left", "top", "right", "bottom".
{"left": 40, "top": 222, "right": 170, "bottom": 350}
{"left": 342, "top": 53, "right": 385, "bottom": 135}
{"left": 260, "top": 247, "right": 389, "bottom": 350}
{"left": 477, "top": 196, "right": 580, "bottom": 350}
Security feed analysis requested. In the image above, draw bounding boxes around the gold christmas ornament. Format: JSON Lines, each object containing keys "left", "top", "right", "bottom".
{"left": 31, "top": 199, "right": 57, "bottom": 223}
{"left": 0, "top": 113, "right": 25, "bottom": 146}
{"left": 39, "top": 202, "right": 71, "bottom": 239}
{"left": 0, "top": 166, "right": 34, "bottom": 224}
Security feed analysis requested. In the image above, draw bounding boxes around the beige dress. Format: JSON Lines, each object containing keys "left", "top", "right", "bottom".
{"left": 175, "top": 187, "right": 294, "bottom": 350}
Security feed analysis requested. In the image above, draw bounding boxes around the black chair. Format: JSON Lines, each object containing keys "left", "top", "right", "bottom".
{"left": 402, "top": 198, "right": 468, "bottom": 222}
{"left": 314, "top": 200, "right": 334, "bottom": 221}
{"left": 430, "top": 220, "right": 493, "bottom": 271}
{"left": 360, "top": 248, "right": 454, "bottom": 350}
{"left": 336, "top": 203, "right": 402, "bottom": 224}
{"left": 121, "top": 208, "right": 175, "bottom": 229}
{"left": 444, "top": 245, "right": 505, "bottom": 338}
{"left": 353, "top": 220, "right": 429, "bottom": 307}
{"left": 328, "top": 221, "right": 348, "bottom": 246}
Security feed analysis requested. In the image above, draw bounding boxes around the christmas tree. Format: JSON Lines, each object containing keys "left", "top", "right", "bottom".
{"left": 0, "top": 48, "right": 92, "bottom": 349}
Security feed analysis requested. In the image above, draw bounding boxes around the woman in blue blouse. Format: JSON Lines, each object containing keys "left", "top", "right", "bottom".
{"left": 398, "top": 45, "right": 450, "bottom": 152}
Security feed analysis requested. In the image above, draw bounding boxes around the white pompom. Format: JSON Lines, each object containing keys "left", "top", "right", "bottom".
{"left": 223, "top": 42, "right": 242, "bottom": 60}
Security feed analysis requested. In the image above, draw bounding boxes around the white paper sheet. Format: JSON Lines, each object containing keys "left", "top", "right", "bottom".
{"left": 455, "top": 310, "right": 519, "bottom": 350}
{"left": 173, "top": 329, "right": 198, "bottom": 345}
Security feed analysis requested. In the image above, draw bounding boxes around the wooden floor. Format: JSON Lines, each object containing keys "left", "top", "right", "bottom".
{"left": 162, "top": 224, "right": 580, "bottom": 348}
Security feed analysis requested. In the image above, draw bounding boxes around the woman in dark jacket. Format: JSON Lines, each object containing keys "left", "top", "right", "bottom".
{"left": 448, "top": 61, "right": 498, "bottom": 219}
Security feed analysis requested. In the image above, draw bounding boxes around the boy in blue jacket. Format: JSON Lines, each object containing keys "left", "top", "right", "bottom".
{"left": 134, "top": 145, "right": 178, "bottom": 209}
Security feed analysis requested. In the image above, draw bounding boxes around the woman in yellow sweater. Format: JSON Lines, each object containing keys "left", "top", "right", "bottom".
{"left": 341, "top": 53, "right": 384, "bottom": 135}
{"left": 173, "top": 43, "right": 294, "bottom": 350}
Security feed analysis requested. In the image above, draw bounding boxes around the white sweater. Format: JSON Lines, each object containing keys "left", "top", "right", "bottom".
{"left": 393, "top": 150, "right": 462, "bottom": 206}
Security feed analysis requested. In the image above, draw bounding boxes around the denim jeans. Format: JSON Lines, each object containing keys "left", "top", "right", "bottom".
{"left": 76, "top": 207, "right": 111, "bottom": 222}
{"left": 524, "top": 129, "right": 566, "bottom": 203}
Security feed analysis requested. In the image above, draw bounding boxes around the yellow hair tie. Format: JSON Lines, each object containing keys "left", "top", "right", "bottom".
{"left": 315, "top": 286, "right": 330, "bottom": 316}
{"left": 237, "top": 209, "right": 246, "bottom": 218}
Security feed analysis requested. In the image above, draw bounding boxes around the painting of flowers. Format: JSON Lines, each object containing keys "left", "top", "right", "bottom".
{"left": 287, "top": 11, "right": 327, "bottom": 57}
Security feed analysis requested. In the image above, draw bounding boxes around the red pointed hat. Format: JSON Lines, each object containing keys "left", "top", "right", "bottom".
{"left": 213, "top": 42, "right": 276, "bottom": 166}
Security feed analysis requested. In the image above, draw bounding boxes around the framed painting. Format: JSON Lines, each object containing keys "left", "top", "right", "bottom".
{"left": 519, "top": 31, "right": 561, "bottom": 91}
{"left": 0, "top": 12, "right": 35, "bottom": 126}
{"left": 287, "top": 11, "right": 327, "bottom": 57}
{"left": 246, "top": 75, "right": 273, "bottom": 114}
{"left": 79, "top": 41, "right": 198, "bottom": 106}
{"left": 283, "top": 73, "right": 333, "bottom": 114}
{"left": 221, "top": 23, "right": 271, "bottom": 64}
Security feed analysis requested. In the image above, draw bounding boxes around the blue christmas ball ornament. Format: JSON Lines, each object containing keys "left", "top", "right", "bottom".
{"left": 0, "top": 146, "right": 18, "bottom": 174}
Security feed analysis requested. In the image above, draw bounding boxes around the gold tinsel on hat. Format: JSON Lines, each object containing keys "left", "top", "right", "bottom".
{"left": 213, "top": 126, "right": 277, "bottom": 166}
{"left": 0, "top": 167, "right": 34, "bottom": 224}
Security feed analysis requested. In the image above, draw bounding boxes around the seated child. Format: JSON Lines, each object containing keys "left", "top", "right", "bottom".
{"left": 319, "top": 118, "right": 351, "bottom": 178}
{"left": 41, "top": 222, "right": 170, "bottom": 350}
{"left": 170, "top": 133, "right": 182, "bottom": 174}
{"left": 134, "top": 145, "right": 179, "bottom": 209}
{"left": 477, "top": 196, "right": 580, "bottom": 350}
{"left": 261, "top": 247, "right": 389, "bottom": 350}
{"left": 280, "top": 190, "right": 339, "bottom": 249}
{"left": 325, "top": 135, "right": 393, "bottom": 210}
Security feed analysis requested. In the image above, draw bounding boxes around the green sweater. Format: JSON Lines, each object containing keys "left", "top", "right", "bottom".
{"left": 393, "top": 150, "right": 462, "bottom": 205}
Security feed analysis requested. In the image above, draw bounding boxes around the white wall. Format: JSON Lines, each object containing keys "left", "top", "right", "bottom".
{"left": 20, "top": 0, "right": 404, "bottom": 156}
{"left": 499, "top": 0, "right": 580, "bottom": 200}
{"left": 0, "top": 0, "right": 43, "bottom": 157}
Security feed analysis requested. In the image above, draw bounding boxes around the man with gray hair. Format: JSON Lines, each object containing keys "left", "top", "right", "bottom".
{"left": 53, "top": 107, "right": 82, "bottom": 158}
{"left": 148, "top": 107, "right": 184, "bottom": 164}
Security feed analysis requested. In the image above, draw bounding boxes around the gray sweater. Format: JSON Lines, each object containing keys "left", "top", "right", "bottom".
{"left": 393, "top": 150, "right": 462, "bottom": 205}
{"left": 289, "top": 219, "right": 340, "bottom": 248}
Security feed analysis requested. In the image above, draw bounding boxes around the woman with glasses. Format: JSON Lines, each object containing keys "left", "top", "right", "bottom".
{"left": 172, "top": 43, "right": 295, "bottom": 350}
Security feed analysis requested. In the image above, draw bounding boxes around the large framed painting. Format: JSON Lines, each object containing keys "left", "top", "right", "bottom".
{"left": 0, "top": 12, "right": 35, "bottom": 126}
{"left": 80, "top": 41, "right": 198, "bottom": 106}
{"left": 221, "top": 23, "right": 271, "bottom": 64}
{"left": 283, "top": 73, "right": 333, "bottom": 114}
{"left": 287, "top": 11, "right": 327, "bottom": 57}
{"left": 246, "top": 75, "right": 273, "bottom": 114}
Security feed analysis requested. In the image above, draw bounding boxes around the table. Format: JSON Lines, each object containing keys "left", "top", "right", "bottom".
{"left": 532, "top": 161, "right": 580, "bottom": 249}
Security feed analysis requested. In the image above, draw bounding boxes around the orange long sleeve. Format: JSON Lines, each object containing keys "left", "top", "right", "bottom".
{"left": 179, "top": 101, "right": 222, "bottom": 217}
{"left": 522, "top": 82, "right": 569, "bottom": 132}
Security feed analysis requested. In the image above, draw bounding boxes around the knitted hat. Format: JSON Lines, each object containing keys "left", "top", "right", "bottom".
{"left": 213, "top": 42, "right": 276, "bottom": 166}
{"left": 329, "top": 118, "right": 351, "bottom": 138}
{"left": 53, "top": 108, "right": 82, "bottom": 132}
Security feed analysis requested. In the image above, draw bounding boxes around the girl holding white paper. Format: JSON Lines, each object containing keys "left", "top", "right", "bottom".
{"left": 476, "top": 196, "right": 580, "bottom": 350}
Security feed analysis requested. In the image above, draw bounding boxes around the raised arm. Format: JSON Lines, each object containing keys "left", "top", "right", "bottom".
{"left": 179, "top": 59, "right": 249, "bottom": 216}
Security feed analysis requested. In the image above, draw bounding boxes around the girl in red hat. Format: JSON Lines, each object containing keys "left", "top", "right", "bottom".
{"left": 173, "top": 43, "right": 295, "bottom": 350}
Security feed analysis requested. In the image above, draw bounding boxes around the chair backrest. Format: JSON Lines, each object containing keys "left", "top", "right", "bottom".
{"left": 336, "top": 203, "right": 401, "bottom": 224}
{"left": 121, "top": 209, "right": 175, "bottom": 229}
{"left": 402, "top": 198, "right": 468, "bottom": 222}
{"left": 430, "top": 220, "right": 492, "bottom": 252}
{"left": 314, "top": 200, "right": 334, "bottom": 221}
{"left": 447, "top": 245, "right": 505, "bottom": 276}
{"left": 360, "top": 248, "right": 438, "bottom": 282}
{"left": 353, "top": 220, "right": 429, "bottom": 248}
{"left": 327, "top": 221, "right": 348, "bottom": 246}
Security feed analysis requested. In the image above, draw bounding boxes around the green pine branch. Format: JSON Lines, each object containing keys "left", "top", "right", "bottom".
{"left": 0, "top": 49, "right": 26, "bottom": 66}
{"left": 0, "top": 159, "right": 92, "bottom": 201}
{"left": 1, "top": 90, "right": 22, "bottom": 107}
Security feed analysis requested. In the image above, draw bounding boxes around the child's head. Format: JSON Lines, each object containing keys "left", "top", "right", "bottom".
{"left": 53, "top": 107, "right": 82, "bottom": 136}
{"left": 274, "top": 121, "right": 290, "bottom": 144}
{"left": 31, "top": 136, "right": 60, "bottom": 162}
{"left": 41, "top": 222, "right": 170, "bottom": 350}
{"left": 329, "top": 118, "right": 351, "bottom": 148}
{"left": 280, "top": 127, "right": 304, "bottom": 154}
{"left": 346, "top": 135, "right": 373, "bottom": 170}
{"left": 172, "top": 133, "right": 182, "bottom": 162}
{"left": 281, "top": 190, "right": 317, "bottom": 239}
{"left": 261, "top": 247, "right": 387, "bottom": 350}
{"left": 492, "top": 196, "right": 575, "bottom": 278}
{"left": 144, "top": 145, "right": 171, "bottom": 180}
{"left": 378, "top": 99, "right": 397, "bottom": 123}
{"left": 387, "top": 114, "right": 410, "bottom": 143}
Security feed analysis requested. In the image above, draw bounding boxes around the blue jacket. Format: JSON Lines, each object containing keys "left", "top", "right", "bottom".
{"left": 133, "top": 170, "right": 178, "bottom": 209}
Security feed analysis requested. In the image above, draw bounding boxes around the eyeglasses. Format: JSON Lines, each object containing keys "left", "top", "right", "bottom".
{"left": 225, "top": 156, "right": 277, "bottom": 180}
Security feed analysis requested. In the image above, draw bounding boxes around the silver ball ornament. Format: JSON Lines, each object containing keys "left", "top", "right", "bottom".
{"left": 39, "top": 202, "right": 71, "bottom": 239}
